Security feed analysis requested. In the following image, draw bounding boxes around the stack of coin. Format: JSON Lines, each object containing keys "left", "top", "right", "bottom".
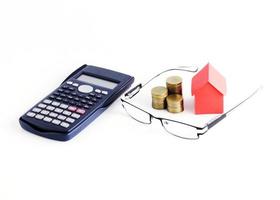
{"left": 166, "top": 76, "right": 183, "bottom": 95}
{"left": 151, "top": 86, "right": 168, "bottom": 109}
{"left": 166, "top": 94, "right": 184, "bottom": 113}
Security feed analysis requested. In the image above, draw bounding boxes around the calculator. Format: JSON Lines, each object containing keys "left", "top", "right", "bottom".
{"left": 19, "top": 64, "right": 134, "bottom": 141}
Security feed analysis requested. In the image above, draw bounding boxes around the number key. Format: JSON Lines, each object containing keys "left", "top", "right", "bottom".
{"left": 35, "top": 114, "right": 44, "bottom": 120}
{"left": 60, "top": 122, "right": 70, "bottom": 128}
{"left": 32, "top": 108, "right": 42, "bottom": 113}
{"left": 38, "top": 103, "right": 47, "bottom": 108}
{"left": 52, "top": 101, "right": 60, "bottom": 106}
{"left": 43, "top": 99, "right": 52, "bottom": 104}
{"left": 26, "top": 112, "right": 36, "bottom": 117}
{"left": 66, "top": 117, "right": 75, "bottom": 123}
{"left": 46, "top": 106, "right": 55, "bottom": 111}
{"left": 63, "top": 110, "right": 72, "bottom": 116}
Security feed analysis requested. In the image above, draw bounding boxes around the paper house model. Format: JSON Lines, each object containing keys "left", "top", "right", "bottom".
{"left": 191, "top": 63, "right": 226, "bottom": 114}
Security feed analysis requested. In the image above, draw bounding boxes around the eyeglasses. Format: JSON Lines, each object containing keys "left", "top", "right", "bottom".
{"left": 121, "top": 66, "right": 261, "bottom": 139}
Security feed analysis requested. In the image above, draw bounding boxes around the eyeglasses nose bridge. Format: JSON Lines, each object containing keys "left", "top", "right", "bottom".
{"left": 149, "top": 115, "right": 164, "bottom": 126}
{"left": 149, "top": 114, "right": 153, "bottom": 123}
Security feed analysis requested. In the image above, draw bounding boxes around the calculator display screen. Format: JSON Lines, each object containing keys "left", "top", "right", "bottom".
{"left": 77, "top": 74, "right": 118, "bottom": 89}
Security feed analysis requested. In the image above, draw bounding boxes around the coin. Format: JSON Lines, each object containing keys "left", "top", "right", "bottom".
{"left": 166, "top": 76, "right": 183, "bottom": 95}
{"left": 151, "top": 86, "right": 168, "bottom": 97}
{"left": 166, "top": 94, "right": 184, "bottom": 113}
{"left": 151, "top": 86, "right": 168, "bottom": 109}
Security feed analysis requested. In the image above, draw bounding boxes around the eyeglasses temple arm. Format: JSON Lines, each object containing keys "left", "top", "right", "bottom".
{"left": 205, "top": 86, "right": 262, "bottom": 130}
{"left": 207, "top": 114, "right": 227, "bottom": 129}
{"left": 124, "top": 83, "right": 142, "bottom": 97}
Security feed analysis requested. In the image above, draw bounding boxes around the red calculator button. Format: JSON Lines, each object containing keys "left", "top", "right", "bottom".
{"left": 68, "top": 106, "right": 77, "bottom": 112}
{"left": 76, "top": 108, "right": 86, "bottom": 114}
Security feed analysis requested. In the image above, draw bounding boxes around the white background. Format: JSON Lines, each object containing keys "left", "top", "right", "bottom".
{"left": 0, "top": 0, "right": 279, "bottom": 199}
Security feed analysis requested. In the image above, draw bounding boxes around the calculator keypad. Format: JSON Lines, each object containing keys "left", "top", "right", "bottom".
{"left": 25, "top": 81, "right": 108, "bottom": 129}
{"left": 26, "top": 99, "right": 84, "bottom": 129}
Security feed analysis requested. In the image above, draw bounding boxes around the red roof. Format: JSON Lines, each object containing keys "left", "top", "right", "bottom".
{"left": 191, "top": 63, "right": 226, "bottom": 95}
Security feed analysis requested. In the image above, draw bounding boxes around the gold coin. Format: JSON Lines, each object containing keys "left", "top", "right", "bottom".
{"left": 166, "top": 94, "right": 183, "bottom": 104}
{"left": 167, "top": 85, "right": 182, "bottom": 95}
{"left": 151, "top": 86, "right": 168, "bottom": 109}
{"left": 167, "top": 106, "right": 184, "bottom": 113}
{"left": 166, "top": 76, "right": 183, "bottom": 95}
{"left": 166, "top": 94, "right": 184, "bottom": 113}
{"left": 151, "top": 86, "right": 168, "bottom": 98}
{"left": 167, "top": 107, "right": 183, "bottom": 113}
{"left": 152, "top": 102, "right": 166, "bottom": 110}
{"left": 152, "top": 99, "right": 165, "bottom": 104}
{"left": 166, "top": 76, "right": 182, "bottom": 85}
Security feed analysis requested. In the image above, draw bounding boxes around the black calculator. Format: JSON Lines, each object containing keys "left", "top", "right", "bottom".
{"left": 19, "top": 64, "right": 134, "bottom": 141}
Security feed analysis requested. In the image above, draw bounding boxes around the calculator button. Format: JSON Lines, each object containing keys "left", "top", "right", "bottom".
{"left": 62, "top": 85, "right": 69, "bottom": 89}
{"left": 66, "top": 81, "right": 73, "bottom": 85}
{"left": 71, "top": 113, "right": 81, "bottom": 119}
{"left": 53, "top": 92, "right": 60, "bottom": 96}
{"left": 54, "top": 108, "right": 63, "bottom": 113}
{"left": 64, "top": 90, "right": 70, "bottom": 94}
{"left": 71, "top": 92, "right": 77, "bottom": 96}
{"left": 60, "top": 122, "right": 70, "bottom": 128}
{"left": 67, "top": 95, "right": 73, "bottom": 99}
{"left": 74, "top": 97, "right": 80, "bottom": 101}
{"left": 92, "top": 98, "right": 97, "bottom": 102}
{"left": 85, "top": 96, "right": 91, "bottom": 100}
{"left": 62, "top": 99, "right": 69, "bottom": 103}
{"left": 88, "top": 101, "right": 94, "bottom": 106}
{"left": 68, "top": 106, "right": 77, "bottom": 112}
{"left": 52, "top": 119, "right": 61, "bottom": 125}
{"left": 35, "top": 114, "right": 44, "bottom": 120}
{"left": 57, "top": 115, "right": 67, "bottom": 120}
{"left": 95, "top": 89, "right": 101, "bottom": 93}
{"left": 49, "top": 112, "right": 58, "bottom": 118}
{"left": 32, "top": 108, "right": 42, "bottom": 113}
{"left": 66, "top": 117, "right": 75, "bottom": 123}
{"left": 84, "top": 105, "right": 90, "bottom": 109}
{"left": 75, "top": 103, "right": 82, "bottom": 107}
{"left": 72, "top": 101, "right": 79, "bottom": 106}
{"left": 38, "top": 103, "right": 47, "bottom": 109}
{"left": 41, "top": 110, "right": 50, "bottom": 115}
{"left": 69, "top": 87, "right": 75, "bottom": 91}
{"left": 46, "top": 106, "right": 55, "bottom": 111}
{"left": 49, "top": 95, "right": 56, "bottom": 99}
{"left": 76, "top": 108, "right": 86, "bottom": 115}
{"left": 55, "top": 97, "right": 62, "bottom": 101}
{"left": 89, "top": 93, "right": 95, "bottom": 97}
{"left": 60, "top": 104, "right": 68, "bottom": 109}
{"left": 58, "top": 88, "right": 64, "bottom": 92}
{"left": 102, "top": 91, "right": 108, "bottom": 95}
{"left": 51, "top": 101, "right": 60, "bottom": 106}
{"left": 81, "top": 99, "right": 87, "bottom": 104}
{"left": 43, "top": 117, "right": 52, "bottom": 122}
{"left": 69, "top": 100, "right": 76, "bottom": 105}
{"left": 72, "top": 83, "right": 79, "bottom": 87}
{"left": 96, "top": 94, "right": 102, "bottom": 99}
{"left": 63, "top": 110, "right": 72, "bottom": 116}
{"left": 43, "top": 99, "right": 52, "bottom": 104}
{"left": 26, "top": 112, "right": 36, "bottom": 117}
{"left": 78, "top": 85, "right": 93, "bottom": 93}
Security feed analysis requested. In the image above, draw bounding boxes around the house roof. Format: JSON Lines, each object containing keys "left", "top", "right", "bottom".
{"left": 191, "top": 63, "right": 226, "bottom": 95}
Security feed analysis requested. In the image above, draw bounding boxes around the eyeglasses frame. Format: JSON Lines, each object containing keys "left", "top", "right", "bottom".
{"left": 120, "top": 66, "right": 261, "bottom": 139}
